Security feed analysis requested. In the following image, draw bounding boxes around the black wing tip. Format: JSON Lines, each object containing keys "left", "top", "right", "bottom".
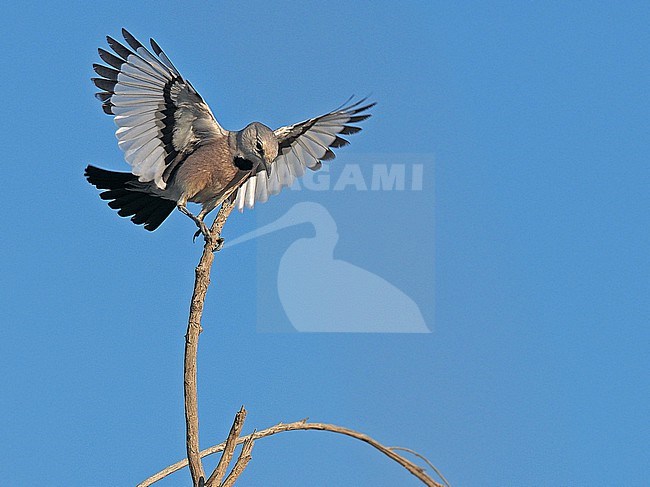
{"left": 122, "top": 28, "right": 146, "bottom": 52}
{"left": 340, "top": 125, "right": 362, "bottom": 135}
{"left": 338, "top": 96, "right": 376, "bottom": 114}
{"left": 348, "top": 113, "right": 372, "bottom": 123}
{"left": 321, "top": 148, "right": 336, "bottom": 161}
{"left": 106, "top": 35, "right": 134, "bottom": 59}
{"left": 92, "top": 63, "right": 118, "bottom": 80}
{"left": 330, "top": 136, "right": 350, "bottom": 148}
{"left": 91, "top": 78, "right": 117, "bottom": 92}
{"left": 356, "top": 101, "right": 377, "bottom": 113}
{"left": 121, "top": 27, "right": 134, "bottom": 40}
{"left": 334, "top": 94, "right": 356, "bottom": 111}
{"left": 98, "top": 48, "right": 125, "bottom": 68}
{"left": 150, "top": 37, "right": 163, "bottom": 56}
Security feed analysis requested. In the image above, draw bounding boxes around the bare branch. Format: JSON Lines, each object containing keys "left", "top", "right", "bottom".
{"left": 138, "top": 420, "right": 445, "bottom": 487}
{"left": 184, "top": 201, "right": 236, "bottom": 486}
{"left": 221, "top": 432, "right": 255, "bottom": 487}
{"left": 205, "top": 406, "right": 247, "bottom": 487}
{"left": 390, "top": 446, "right": 452, "bottom": 487}
{"left": 156, "top": 195, "right": 445, "bottom": 487}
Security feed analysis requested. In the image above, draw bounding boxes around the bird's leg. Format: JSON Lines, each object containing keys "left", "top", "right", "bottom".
{"left": 196, "top": 206, "right": 225, "bottom": 251}
{"left": 177, "top": 203, "right": 210, "bottom": 241}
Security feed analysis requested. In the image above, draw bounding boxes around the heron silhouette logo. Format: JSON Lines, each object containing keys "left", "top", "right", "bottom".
{"left": 226, "top": 202, "right": 430, "bottom": 333}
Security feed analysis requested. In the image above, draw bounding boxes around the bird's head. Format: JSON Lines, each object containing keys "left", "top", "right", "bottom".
{"left": 238, "top": 122, "right": 279, "bottom": 174}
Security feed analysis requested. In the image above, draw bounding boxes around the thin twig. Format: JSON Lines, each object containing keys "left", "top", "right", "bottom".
{"left": 137, "top": 420, "right": 444, "bottom": 487}
{"left": 390, "top": 446, "right": 452, "bottom": 487}
{"left": 205, "top": 406, "right": 247, "bottom": 487}
{"left": 184, "top": 201, "right": 235, "bottom": 486}
{"left": 221, "top": 432, "right": 255, "bottom": 487}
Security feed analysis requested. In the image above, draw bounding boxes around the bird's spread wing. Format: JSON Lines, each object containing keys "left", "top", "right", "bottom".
{"left": 234, "top": 98, "right": 375, "bottom": 211}
{"left": 92, "top": 29, "right": 225, "bottom": 189}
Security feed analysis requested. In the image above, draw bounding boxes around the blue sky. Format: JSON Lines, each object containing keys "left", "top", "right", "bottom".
{"left": 1, "top": 1, "right": 648, "bottom": 486}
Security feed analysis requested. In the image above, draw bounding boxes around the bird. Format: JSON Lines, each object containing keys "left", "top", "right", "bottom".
{"left": 225, "top": 202, "right": 429, "bottom": 332}
{"left": 85, "top": 29, "right": 374, "bottom": 244}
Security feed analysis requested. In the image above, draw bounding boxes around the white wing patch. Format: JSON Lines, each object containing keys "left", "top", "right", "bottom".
{"left": 235, "top": 99, "right": 375, "bottom": 212}
{"left": 93, "top": 29, "right": 224, "bottom": 189}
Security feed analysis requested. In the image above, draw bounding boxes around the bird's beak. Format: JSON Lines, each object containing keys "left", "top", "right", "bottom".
{"left": 255, "top": 158, "right": 271, "bottom": 179}
{"left": 261, "top": 156, "right": 273, "bottom": 179}
{"left": 262, "top": 160, "right": 271, "bottom": 179}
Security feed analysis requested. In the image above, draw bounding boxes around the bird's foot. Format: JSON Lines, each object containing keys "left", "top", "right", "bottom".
{"left": 191, "top": 225, "right": 223, "bottom": 251}
{"left": 212, "top": 237, "right": 225, "bottom": 252}
{"left": 192, "top": 221, "right": 211, "bottom": 243}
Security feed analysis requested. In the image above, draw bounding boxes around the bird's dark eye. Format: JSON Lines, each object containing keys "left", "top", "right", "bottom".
{"left": 256, "top": 141, "right": 264, "bottom": 154}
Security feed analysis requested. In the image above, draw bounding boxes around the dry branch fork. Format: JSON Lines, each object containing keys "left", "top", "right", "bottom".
{"left": 141, "top": 201, "right": 448, "bottom": 487}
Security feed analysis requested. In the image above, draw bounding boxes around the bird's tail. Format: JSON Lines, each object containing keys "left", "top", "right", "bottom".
{"left": 84, "top": 165, "right": 176, "bottom": 231}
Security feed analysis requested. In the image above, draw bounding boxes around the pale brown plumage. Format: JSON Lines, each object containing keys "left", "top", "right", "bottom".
{"left": 85, "top": 29, "right": 374, "bottom": 239}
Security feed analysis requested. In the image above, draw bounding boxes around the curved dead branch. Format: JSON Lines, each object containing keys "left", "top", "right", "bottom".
{"left": 138, "top": 417, "right": 444, "bottom": 487}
